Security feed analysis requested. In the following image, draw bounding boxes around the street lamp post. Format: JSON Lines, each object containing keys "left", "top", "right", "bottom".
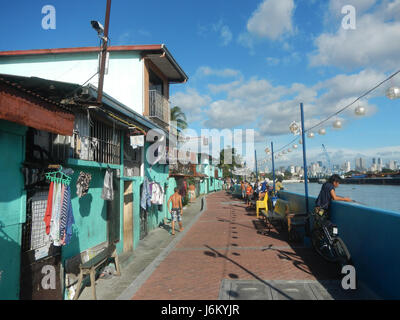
{"left": 271, "top": 142, "right": 276, "bottom": 195}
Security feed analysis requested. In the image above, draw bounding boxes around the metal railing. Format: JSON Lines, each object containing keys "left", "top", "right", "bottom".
{"left": 149, "top": 90, "right": 170, "bottom": 125}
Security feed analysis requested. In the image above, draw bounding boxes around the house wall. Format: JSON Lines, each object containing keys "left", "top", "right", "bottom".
{"left": 278, "top": 190, "right": 400, "bottom": 299}
{"left": 61, "top": 161, "right": 118, "bottom": 262}
{"left": 0, "top": 52, "right": 144, "bottom": 114}
{"left": 0, "top": 120, "right": 27, "bottom": 299}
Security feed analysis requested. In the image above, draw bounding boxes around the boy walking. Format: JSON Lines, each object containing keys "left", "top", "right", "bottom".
{"left": 167, "top": 188, "right": 184, "bottom": 235}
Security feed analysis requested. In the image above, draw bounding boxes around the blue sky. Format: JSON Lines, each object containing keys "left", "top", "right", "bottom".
{"left": 1, "top": 0, "right": 400, "bottom": 169}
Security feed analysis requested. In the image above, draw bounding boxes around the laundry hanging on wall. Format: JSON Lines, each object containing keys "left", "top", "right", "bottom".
{"left": 150, "top": 182, "right": 164, "bottom": 205}
{"left": 141, "top": 177, "right": 152, "bottom": 210}
{"left": 43, "top": 167, "right": 75, "bottom": 247}
{"left": 101, "top": 167, "right": 114, "bottom": 201}
{"left": 130, "top": 135, "right": 144, "bottom": 149}
{"left": 76, "top": 171, "right": 92, "bottom": 198}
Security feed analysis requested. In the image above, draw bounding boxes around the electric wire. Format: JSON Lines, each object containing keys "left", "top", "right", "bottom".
{"left": 264, "top": 68, "right": 400, "bottom": 160}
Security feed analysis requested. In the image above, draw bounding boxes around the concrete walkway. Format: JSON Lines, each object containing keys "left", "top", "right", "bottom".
{"left": 78, "top": 191, "right": 376, "bottom": 300}
{"left": 77, "top": 194, "right": 207, "bottom": 300}
{"left": 127, "top": 191, "right": 376, "bottom": 300}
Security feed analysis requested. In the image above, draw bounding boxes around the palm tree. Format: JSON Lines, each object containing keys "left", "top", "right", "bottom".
{"left": 170, "top": 106, "right": 188, "bottom": 132}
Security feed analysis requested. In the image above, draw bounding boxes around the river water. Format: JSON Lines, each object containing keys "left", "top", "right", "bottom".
{"left": 282, "top": 182, "right": 400, "bottom": 213}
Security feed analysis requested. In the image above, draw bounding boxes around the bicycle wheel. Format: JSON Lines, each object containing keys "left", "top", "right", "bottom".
{"left": 333, "top": 237, "right": 352, "bottom": 266}
{"left": 311, "top": 229, "right": 337, "bottom": 263}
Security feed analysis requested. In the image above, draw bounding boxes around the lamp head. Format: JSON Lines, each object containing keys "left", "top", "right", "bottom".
{"left": 91, "top": 20, "right": 104, "bottom": 34}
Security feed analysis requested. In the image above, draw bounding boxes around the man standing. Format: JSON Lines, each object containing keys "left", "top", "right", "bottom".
{"left": 241, "top": 181, "right": 245, "bottom": 199}
{"left": 315, "top": 174, "right": 352, "bottom": 219}
{"left": 168, "top": 188, "right": 184, "bottom": 235}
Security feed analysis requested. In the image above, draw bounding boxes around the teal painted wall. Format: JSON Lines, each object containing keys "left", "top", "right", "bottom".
{"left": 0, "top": 120, "right": 27, "bottom": 299}
{"left": 61, "top": 165, "right": 111, "bottom": 262}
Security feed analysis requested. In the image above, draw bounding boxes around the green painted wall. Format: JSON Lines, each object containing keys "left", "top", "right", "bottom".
{"left": 144, "top": 141, "right": 170, "bottom": 231}
{"left": 61, "top": 165, "right": 111, "bottom": 262}
{"left": 0, "top": 120, "right": 27, "bottom": 300}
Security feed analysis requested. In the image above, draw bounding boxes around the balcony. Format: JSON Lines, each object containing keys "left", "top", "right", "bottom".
{"left": 149, "top": 90, "right": 170, "bottom": 126}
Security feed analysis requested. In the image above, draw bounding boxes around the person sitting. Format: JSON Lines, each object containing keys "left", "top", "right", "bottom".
{"left": 275, "top": 177, "right": 284, "bottom": 192}
{"left": 258, "top": 179, "right": 269, "bottom": 200}
{"left": 315, "top": 174, "right": 352, "bottom": 219}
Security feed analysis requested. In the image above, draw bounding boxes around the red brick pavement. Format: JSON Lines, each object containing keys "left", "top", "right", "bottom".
{"left": 132, "top": 192, "right": 339, "bottom": 300}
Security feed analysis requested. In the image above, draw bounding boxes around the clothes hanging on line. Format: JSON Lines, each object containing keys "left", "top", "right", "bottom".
{"left": 60, "top": 185, "right": 75, "bottom": 245}
{"left": 43, "top": 168, "right": 75, "bottom": 247}
{"left": 150, "top": 182, "right": 164, "bottom": 205}
{"left": 141, "top": 177, "right": 152, "bottom": 210}
{"left": 101, "top": 168, "right": 114, "bottom": 201}
{"left": 76, "top": 171, "right": 92, "bottom": 198}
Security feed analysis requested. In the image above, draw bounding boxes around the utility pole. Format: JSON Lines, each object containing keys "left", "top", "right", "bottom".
{"left": 254, "top": 150, "right": 258, "bottom": 182}
{"left": 97, "top": 0, "right": 112, "bottom": 104}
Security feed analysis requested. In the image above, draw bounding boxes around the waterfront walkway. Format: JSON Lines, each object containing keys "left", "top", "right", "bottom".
{"left": 120, "top": 191, "right": 375, "bottom": 300}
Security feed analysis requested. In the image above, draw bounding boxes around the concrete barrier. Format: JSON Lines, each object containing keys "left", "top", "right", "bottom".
{"left": 279, "top": 190, "right": 400, "bottom": 299}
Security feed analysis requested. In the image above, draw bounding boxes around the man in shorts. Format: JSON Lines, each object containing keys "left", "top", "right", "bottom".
{"left": 167, "top": 187, "right": 184, "bottom": 235}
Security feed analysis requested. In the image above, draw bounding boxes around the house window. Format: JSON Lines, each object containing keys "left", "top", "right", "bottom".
{"left": 72, "top": 113, "right": 121, "bottom": 165}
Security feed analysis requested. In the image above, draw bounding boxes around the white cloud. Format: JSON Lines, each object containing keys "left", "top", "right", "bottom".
{"left": 212, "top": 20, "right": 233, "bottom": 46}
{"left": 196, "top": 66, "right": 241, "bottom": 78}
{"left": 311, "top": 2, "right": 400, "bottom": 71}
{"left": 170, "top": 88, "right": 212, "bottom": 122}
{"left": 246, "top": 0, "right": 295, "bottom": 40}
{"left": 266, "top": 57, "right": 280, "bottom": 66}
{"left": 202, "top": 69, "right": 385, "bottom": 136}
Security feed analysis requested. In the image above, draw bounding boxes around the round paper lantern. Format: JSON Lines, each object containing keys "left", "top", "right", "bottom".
{"left": 355, "top": 106, "right": 366, "bottom": 116}
{"left": 333, "top": 120, "right": 342, "bottom": 129}
{"left": 386, "top": 86, "right": 400, "bottom": 100}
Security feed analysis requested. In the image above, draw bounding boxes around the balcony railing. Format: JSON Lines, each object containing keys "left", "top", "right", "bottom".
{"left": 149, "top": 90, "right": 170, "bottom": 125}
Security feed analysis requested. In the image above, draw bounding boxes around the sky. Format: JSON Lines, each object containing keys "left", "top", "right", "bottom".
{"left": 1, "top": 0, "right": 400, "bottom": 170}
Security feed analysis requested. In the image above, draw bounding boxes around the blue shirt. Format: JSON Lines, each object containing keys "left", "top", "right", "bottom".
{"left": 315, "top": 182, "right": 335, "bottom": 210}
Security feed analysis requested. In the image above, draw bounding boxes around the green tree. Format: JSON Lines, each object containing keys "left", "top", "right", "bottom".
{"left": 170, "top": 106, "right": 188, "bottom": 132}
{"left": 218, "top": 147, "right": 242, "bottom": 178}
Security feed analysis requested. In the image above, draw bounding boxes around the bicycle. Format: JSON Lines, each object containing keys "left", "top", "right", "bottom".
{"left": 310, "top": 209, "right": 352, "bottom": 269}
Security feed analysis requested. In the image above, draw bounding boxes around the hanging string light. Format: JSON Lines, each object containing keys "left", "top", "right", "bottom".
{"left": 273, "top": 68, "right": 400, "bottom": 155}
{"left": 318, "top": 128, "right": 326, "bottom": 135}
{"left": 287, "top": 148, "right": 292, "bottom": 152}
{"left": 307, "top": 132, "right": 315, "bottom": 138}
{"left": 293, "top": 144, "right": 298, "bottom": 149}
{"left": 354, "top": 105, "right": 366, "bottom": 116}
{"left": 386, "top": 86, "right": 400, "bottom": 100}
{"left": 333, "top": 120, "right": 342, "bottom": 129}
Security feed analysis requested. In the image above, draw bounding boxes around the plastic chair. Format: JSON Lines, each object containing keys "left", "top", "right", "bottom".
{"left": 256, "top": 192, "right": 269, "bottom": 219}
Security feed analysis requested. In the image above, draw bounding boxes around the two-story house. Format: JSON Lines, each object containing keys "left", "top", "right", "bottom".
{"left": 0, "top": 45, "right": 188, "bottom": 299}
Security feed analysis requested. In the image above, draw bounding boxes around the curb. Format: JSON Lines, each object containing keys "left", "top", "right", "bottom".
{"left": 116, "top": 195, "right": 208, "bottom": 300}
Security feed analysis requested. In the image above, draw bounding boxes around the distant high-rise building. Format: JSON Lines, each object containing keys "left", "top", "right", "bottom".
{"left": 355, "top": 157, "right": 366, "bottom": 171}
{"left": 377, "top": 158, "right": 383, "bottom": 172}
{"left": 344, "top": 161, "right": 351, "bottom": 173}
{"left": 389, "top": 160, "right": 398, "bottom": 171}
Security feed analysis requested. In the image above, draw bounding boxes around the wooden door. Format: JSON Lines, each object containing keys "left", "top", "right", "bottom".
{"left": 123, "top": 181, "right": 133, "bottom": 252}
